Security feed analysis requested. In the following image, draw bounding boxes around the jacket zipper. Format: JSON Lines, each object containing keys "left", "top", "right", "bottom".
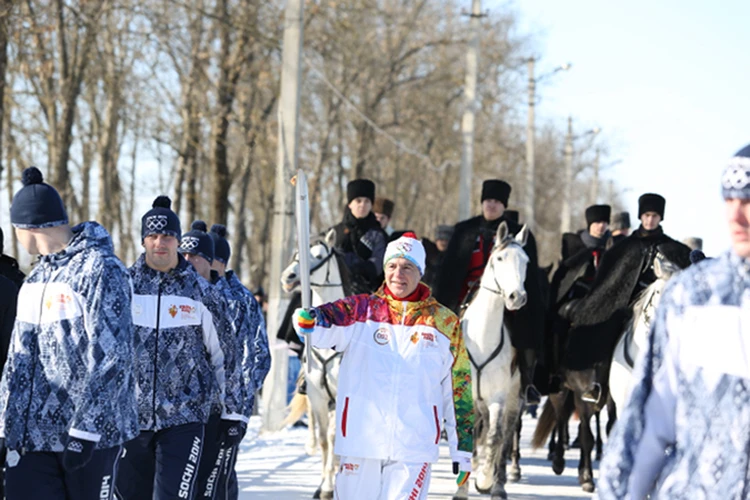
{"left": 21, "top": 267, "right": 50, "bottom": 453}
{"left": 389, "top": 301, "right": 408, "bottom": 458}
{"left": 151, "top": 276, "right": 162, "bottom": 430}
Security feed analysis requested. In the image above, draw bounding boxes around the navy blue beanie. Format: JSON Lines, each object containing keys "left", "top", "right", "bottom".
{"left": 10, "top": 167, "right": 69, "bottom": 229}
{"left": 141, "top": 196, "right": 181, "bottom": 241}
{"left": 722, "top": 144, "right": 750, "bottom": 200}
{"left": 209, "top": 224, "right": 231, "bottom": 264}
{"left": 179, "top": 220, "right": 214, "bottom": 263}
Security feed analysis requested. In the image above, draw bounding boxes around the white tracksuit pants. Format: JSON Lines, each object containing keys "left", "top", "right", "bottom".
{"left": 334, "top": 456, "right": 432, "bottom": 500}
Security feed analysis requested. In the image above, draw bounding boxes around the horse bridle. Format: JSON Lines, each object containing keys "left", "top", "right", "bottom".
{"left": 294, "top": 241, "right": 343, "bottom": 289}
{"left": 479, "top": 241, "right": 525, "bottom": 297}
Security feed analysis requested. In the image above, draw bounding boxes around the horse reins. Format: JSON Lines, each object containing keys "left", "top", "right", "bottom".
{"left": 466, "top": 327, "right": 505, "bottom": 402}
{"left": 310, "top": 349, "right": 341, "bottom": 411}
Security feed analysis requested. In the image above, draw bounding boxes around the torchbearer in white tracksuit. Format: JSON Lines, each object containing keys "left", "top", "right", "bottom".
{"left": 295, "top": 233, "right": 475, "bottom": 499}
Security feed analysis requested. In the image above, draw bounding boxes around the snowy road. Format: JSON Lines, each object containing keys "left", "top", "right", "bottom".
{"left": 233, "top": 410, "right": 600, "bottom": 499}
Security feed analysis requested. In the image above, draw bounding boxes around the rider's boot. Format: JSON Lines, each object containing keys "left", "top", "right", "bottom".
{"left": 519, "top": 349, "right": 542, "bottom": 405}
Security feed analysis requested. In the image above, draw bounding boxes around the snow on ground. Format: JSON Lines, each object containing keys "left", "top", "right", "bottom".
{"left": 235, "top": 408, "right": 601, "bottom": 499}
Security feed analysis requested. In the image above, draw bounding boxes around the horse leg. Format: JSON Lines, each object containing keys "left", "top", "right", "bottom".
{"left": 575, "top": 397, "right": 596, "bottom": 493}
{"left": 508, "top": 414, "right": 522, "bottom": 483}
{"left": 547, "top": 427, "right": 556, "bottom": 461}
{"left": 475, "top": 402, "right": 500, "bottom": 494}
{"left": 320, "top": 408, "right": 336, "bottom": 500}
{"left": 490, "top": 395, "right": 522, "bottom": 500}
{"left": 305, "top": 400, "right": 318, "bottom": 456}
{"left": 550, "top": 390, "right": 570, "bottom": 475}
{"left": 595, "top": 411, "right": 603, "bottom": 461}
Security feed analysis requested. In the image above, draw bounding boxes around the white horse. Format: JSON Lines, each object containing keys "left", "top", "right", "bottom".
{"left": 609, "top": 253, "right": 680, "bottom": 413}
{"left": 454, "top": 221, "right": 530, "bottom": 500}
{"left": 281, "top": 229, "right": 345, "bottom": 500}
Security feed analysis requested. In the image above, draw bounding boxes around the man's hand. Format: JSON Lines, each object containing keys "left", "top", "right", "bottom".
{"left": 218, "top": 419, "right": 247, "bottom": 447}
{"left": 62, "top": 435, "right": 96, "bottom": 471}
{"left": 294, "top": 308, "right": 316, "bottom": 335}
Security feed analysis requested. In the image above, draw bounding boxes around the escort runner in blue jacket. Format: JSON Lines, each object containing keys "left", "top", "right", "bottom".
{"left": 178, "top": 221, "right": 248, "bottom": 500}
{"left": 0, "top": 167, "right": 138, "bottom": 500}
{"left": 198, "top": 224, "right": 270, "bottom": 500}
{"left": 597, "top": 144, "right": 750, "bottom": 499}
{"left": 116, "top": 197, "right": 242, "bottom": 500}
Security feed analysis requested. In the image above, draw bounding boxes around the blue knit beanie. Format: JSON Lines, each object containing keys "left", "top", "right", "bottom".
{"left": 179, "top": 220, "right": 215, "bottom": 263}
{"left": 10, "top": 167, "right": 68, "bottom": 229}
{"left": 722, "top": 144, "right": 750, "bottom": 200}
{"left": 141, "top": 196, "right": 181, "bottom": 241}
{"left": 209, "top": 224, "right": 231, "bottom": 264}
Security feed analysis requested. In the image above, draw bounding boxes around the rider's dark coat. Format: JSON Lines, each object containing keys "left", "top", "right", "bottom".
{"left": 434, "top": 214, "right": 545, "bottom": 352}
{"left": 542, "top": 231, "right": 609, "bottom": 387}
{"left": 563, "top": 226, "right": 691, "bottom": 370}
{"left": 331, "top": 209, "right": 387, "bottom": 294}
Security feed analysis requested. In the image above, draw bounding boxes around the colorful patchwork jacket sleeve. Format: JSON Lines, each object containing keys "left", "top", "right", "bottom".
{"left": 310, "top": 294, "right": 372, "bottom": 351}
{"left": 440, "top": 313, "right": 474, "bottom": 458}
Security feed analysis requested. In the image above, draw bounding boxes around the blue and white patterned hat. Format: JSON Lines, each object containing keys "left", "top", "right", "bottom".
{"left": 722, "top": 144, "right": 750, "bottom": 200}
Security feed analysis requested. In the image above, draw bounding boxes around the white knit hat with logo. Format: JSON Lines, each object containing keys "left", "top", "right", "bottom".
{"left": 383, "top": 232, "right": 426, "bottom": 276}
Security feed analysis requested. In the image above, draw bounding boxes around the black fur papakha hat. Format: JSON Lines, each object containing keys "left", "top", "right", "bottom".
{"left": 504, "top": 210, "right": 520, "bottom": 224}
{"left": 481, "top": 180, "right": 511, "bottom": 206}
{"left": 585, "top": 205, "right": 611, "bottom": 226}
{"left": 347, "top": 179, "right": 376, "bottom": 203}
{"left": 373, "top": 198, "right": 395, "bottom": 218}
{"left": 610, "top": 212, "right": 631, "bottom": 231}
{"left": 638, "top": 193, "right": 666, "bottom": 219}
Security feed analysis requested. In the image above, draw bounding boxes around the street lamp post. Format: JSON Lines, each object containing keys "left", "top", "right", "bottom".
{"left": 525, "top": 59, "right": 570, "bottom": 234}
{"left": 561, "top": 116, "right": 600, "bottom": 233}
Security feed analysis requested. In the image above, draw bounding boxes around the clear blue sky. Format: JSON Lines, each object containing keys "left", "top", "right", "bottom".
{"left": 488, "top": 0, "right": 749, "bottom": 255}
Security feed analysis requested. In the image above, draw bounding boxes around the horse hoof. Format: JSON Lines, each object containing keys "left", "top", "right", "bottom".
{"left": 491, "top": 489, "right": 508, "bottom": 500}
{"left": 508, "top": 469, "right": 521, "bottom": 483}
{"left": 552, "top": 457, "right": 566, "bottom": 475}
{"left": 582, "top": 481, "right": 595, "bottom": 493}
{"left": 547, "top": 450, "right": 555, "bottom": 461}
{"left": 313, "top": 487, "right": 321, "bottom": 499}
{"left": 475, "top": 482, "right": 492, "bottom": 495}
{"left": 452, "top": 496, "right": 469, "bottom": 500}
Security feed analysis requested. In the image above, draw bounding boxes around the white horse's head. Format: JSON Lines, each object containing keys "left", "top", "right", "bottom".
{"left": 280, "top": 228, "right": 338, "bottom": 294}
{"left": 480, "top": 221, "right": 530, "bottom": 310}
{"left": 632, "top": 252, "right": 680, "bottom": 336}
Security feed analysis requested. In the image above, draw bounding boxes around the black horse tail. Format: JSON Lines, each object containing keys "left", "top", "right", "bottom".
{"left": 531, "top": 399, "right": 556, "bottom": 449}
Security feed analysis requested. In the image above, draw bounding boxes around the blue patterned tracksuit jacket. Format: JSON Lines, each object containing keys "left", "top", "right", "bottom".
{"left": 208, "top": 274, "right": 246, "bottom": 419}
{"left": 226, "top": 271, "right": 270, "bottom": 416}
{"left": 0, "top": 222, "right": 139, "bottom": 452}
{"left": 597, "top": 251, "right": 750, "bottom": 499}
{"left": 130, "top": 254, "right": 245, "bottom": 432}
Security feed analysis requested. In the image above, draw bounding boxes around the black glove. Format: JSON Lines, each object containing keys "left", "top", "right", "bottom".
{"left": 62, "top": 435, "right": 96, "bottom": 471}
{"left": 453, "top": 462, "right": 459, "bottom": 474}
{"left": 218, "top": 420, "right": 247, "bottom": 447}
{"left": 559, "top": 299, "right": 580, "bottom": 322}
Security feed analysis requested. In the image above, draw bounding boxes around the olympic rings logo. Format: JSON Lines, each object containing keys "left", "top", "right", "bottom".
{"left": 180, "top": 236, "right": 200, "bottom": 251}
{"left": 146, "top": 215, "right": 169, "bottom": 231}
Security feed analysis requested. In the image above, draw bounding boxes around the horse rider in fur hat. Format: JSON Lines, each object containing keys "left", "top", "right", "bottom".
{"left": 544, "top": 205, "right": 612, "bottom": 392}
{"left": 434, "top": 179, "right": 546, "bottom": 405}
{"left": 610, "top": 211, "right": 631, "bottom": 245}
{"left": 561, "top": 193, "right": 691, "bottom": 403}
{"left": 598, "top": 143, "right": 750, "bottom": 499}
{"left": 294, "top": 233, "right": 474, "bottom": 499}
{"left": 330, "top": 179, "right": 388, "bottom": 294}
